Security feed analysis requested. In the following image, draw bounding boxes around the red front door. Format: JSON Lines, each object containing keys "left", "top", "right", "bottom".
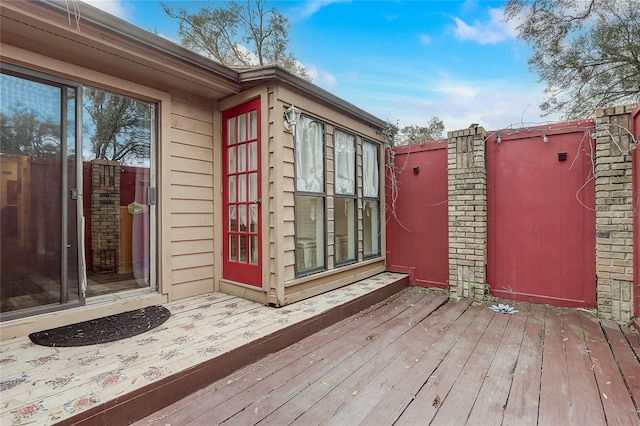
{"left": 222, "top": 99, "right": 262, "bottom": 287}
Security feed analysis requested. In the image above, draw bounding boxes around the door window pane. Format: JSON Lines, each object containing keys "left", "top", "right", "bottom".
{"left": 228, "top": 146, "right": 236, "bottom": 173}
{"left": 1, "top": 73, "right": 63, "bottom": 313}
{"left": 250, "top": 205, "right": 258, "bottom": 232}
{"left": 228, "top": 176, "right": 236, "bottom": 202}
{"left": 229, "top": 235, "right": 237, "bottom": 261}
{"left": 249, "top": 173, "right": 257, "bottom": 202}
{"left": 238, "top": 144, "right": 246, "bottom": 172}
{"left": 228, "top": 117, "right": 236, "bottom": 145}
{"left": 82, "top": 87, "right": 155, "bottom": 291}
{"left": 250, "top": 235, "right": 258, "bottom": 264}
{"left": 239, "top": 114, "right": 246, "bottom": 142}
{"left": 229, "top": 206, "right": 237, "bottom": 231}
{"left": 249, "top": 141, "right": 257, "bottom": 170}
{"left": 249, "top": 110, "right": 257, "bottom": 140}
{"left": 238, "top": 175, "right": 247, "bottom": 202}
{"left": 239, "top": 235, "right": 247, "bottom": 262}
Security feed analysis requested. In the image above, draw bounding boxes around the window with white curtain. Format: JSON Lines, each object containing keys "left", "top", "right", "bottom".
{"left": 334, "top": 129, "right": 356, "bottom": 264}
{"left": 362, "top": 140, "right": 380, "bottom": 257}
{"left": 294, "top": 115, "right": 326, "bottom": 274}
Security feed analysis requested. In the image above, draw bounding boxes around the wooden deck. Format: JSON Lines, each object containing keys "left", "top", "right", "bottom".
{"left": 0, "top": 273, "right": 408, "bottom": 425}
{"left": 135, "top": 287, "right": 640, "bottom": 426}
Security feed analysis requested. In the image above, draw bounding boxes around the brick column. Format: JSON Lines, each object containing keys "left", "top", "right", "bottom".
{"left": 447, "top": 126, "right": 487, "bottom": 301}
{"left": 91, "top": 159, "right": 121, "bottom": 273}
{"left": 595, "top": 105, "right": 635, "bottom": 322}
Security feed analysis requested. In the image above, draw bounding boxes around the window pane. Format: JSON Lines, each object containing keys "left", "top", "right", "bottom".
{"left": 228, "top": 176, "right": 236, "bottom": 202}
{"left": 249, "top": 110, "right": 257, "bottom": 140}
{"left": 334, "top": 130, "right": 355, "bottom": 195}
{"left": 295, "top": 195, "right": 325, "bottom": 271}
{"left": 250, "top": 235, "right": 258, "bottom": 264}
{"left": 363, "top": 200, "right": 380, "bottom": 256}
{"left": 238, "top": 144, "right": 246, "bottom": 172}
{"left": 1, "top": 73, "right": 63, "bottom": 311}
{"left": 238, "top": 175, "right": 246, "bottom": 202}
{"left": 250, "top": 205, "right": 258, "bottom": 232}
{"left": 249, "top": 141, "right": 257, "bottom": 171}
{"left": 228, "top": 117, "right": 236, "bottom": 145}
{"left": 229, "top": 235, "right": 237, "bottom": 261}
{"left": 240, "top": 235, "right": 247, "bottom": 262}
{"left": 335, "top": 198, "right": 355, "bottom": 263}
{"left": 249, "top": 172, "right": 257, "bottom": 202}
{"left": 239, "top": 114, "right": 247, "bottom": 142}
{"left": 295, "top": 116, "right": 324, "bottom": 193}
{"left": 239, "top": 205, "right": 247, "bottom": 231}
{"left": 228, "top": 146, "right": 236, "bottom": 173}
{"left": 229, "top": 205, "right": 237, "bottom": 231}
{"left": 363, "top": 141, "right": 379, "bottom": 198}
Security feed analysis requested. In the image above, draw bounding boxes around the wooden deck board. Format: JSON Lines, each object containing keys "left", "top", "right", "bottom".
{"left": 501, "top": 302, "right": 545, "bottom": 426}
{"left": 563, "top": 310, "right": 607, "bottom": 425}
{"left": 601, "top": 320, "right": 640, "bottom": 413}
{"left": 429, "top": 309, "right": 511, "bottom": 425}
{"left": 138, "top": 287, "right": 430, "bottom": 425}
{"left": 395, "top": 304, "right": 491, "bottom": 425}
{"left": 466, "top": 301, "right": 530, "bottom": 425}
{"left": 132, "top": 288, "right": 640, "bottom": 426}
{"left": 349, "top": 299, "right": 473, "bottom": 425}
{"left": 580, "top": 315, "right": 640, "bottom": 425}
{"left": 538, "top": 308, "right": 571, "bottom": 425}
{"left": 285, "top": 292, "right": 447, "bottom": 425}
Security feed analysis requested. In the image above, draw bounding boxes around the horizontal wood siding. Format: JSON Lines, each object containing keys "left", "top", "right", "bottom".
{"left": 169, "top": 99, "right": 215, "bottom": 299}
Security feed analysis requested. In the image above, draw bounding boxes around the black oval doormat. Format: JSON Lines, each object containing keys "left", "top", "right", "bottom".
{"left": 29, "top": 306, "right": 171, "bottom": 347}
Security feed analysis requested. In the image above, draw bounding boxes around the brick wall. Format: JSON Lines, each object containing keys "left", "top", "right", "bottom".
{"left": 447, "top": 126, "right": 487, "bottom": 301}
{"left": 91, "top": 159, "right": 121, "bottom": 273}
{"left": 594, "top": 105, "right": 635, "bottom": 322}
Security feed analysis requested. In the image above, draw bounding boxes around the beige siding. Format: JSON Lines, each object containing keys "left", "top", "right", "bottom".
{"left": 169, "top": 99, "right": 215, "bottom": 299}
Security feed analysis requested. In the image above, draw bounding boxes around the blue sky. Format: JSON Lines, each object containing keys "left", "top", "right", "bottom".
{"left": 83, "top": 0, "right": 561, "bottom": 132}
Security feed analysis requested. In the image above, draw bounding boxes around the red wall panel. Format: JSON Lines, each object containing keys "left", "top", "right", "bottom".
{"left": 487, "top": 122, "right": 596, "bottom": 307}
{"left": 386, "top": 142, "right": 449, "bottom": 288}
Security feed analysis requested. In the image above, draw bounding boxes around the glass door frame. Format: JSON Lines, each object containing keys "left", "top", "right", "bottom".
{"left": 0, "top": 64, "right": 85, "bottom": 321}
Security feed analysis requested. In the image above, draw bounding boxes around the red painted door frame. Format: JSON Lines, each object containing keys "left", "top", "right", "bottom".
{"left": 222, "top": 99, "right": 262, "bottom": 287}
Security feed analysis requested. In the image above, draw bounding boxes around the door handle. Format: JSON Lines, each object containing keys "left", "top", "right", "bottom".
{"left": 254, "top": 198, "right": 262, "bottom": 204}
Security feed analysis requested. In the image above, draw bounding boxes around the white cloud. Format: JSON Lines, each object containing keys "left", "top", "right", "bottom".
{"left": 306, "top": 64, "right": 338, "bottom": 88}
{"left": 80, "top": 0, "right": 132, "bottom": 20}
{"left": 293, "top": 0, "right": 351, "bottom": 21}
{"left": 452, "top": 7, "right": 516, "bottom": 45}
{"left": 419, "top": 34, "right": 432, "bottom": 45}
{"left": 332, "top": 71, "right": 561, "bottom": 134}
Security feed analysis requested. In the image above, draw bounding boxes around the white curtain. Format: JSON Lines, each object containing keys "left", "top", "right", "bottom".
{"left": 363, "top": 141, "right": 379, "bottom": 198}
{"left": 295, "top": 116, "right": 324, "bottom": 193}
{"left": 334, "top": 130, "right": 355, "bottom": 195}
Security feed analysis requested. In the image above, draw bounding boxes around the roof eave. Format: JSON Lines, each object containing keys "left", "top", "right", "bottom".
{"left": 239, "top": 66, "right": 387, "bottom": 131}
{"left": 37, "top": 0, "right": 240, "bottom": 84}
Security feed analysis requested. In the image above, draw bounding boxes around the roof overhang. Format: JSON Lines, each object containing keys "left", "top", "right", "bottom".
{"left": 1, "top": 0, "right": 241, "bottom": 100}
{"left": 239, "top": 66, "right": 387, "bottom": 131}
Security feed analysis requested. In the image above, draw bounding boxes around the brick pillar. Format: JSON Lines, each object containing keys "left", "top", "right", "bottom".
{"left": 447, "top": 126, "right": 487, "bottom": 301}
{"left": 595, "top": 105, "right": 635, "bottom": 322}
{"left": 91, "top": 159, "right": 121, "bottom": 273}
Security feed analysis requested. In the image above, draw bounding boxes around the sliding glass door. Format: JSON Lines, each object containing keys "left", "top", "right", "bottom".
{"left": 1, "top": 65, "right": 157, "bottom": 320}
